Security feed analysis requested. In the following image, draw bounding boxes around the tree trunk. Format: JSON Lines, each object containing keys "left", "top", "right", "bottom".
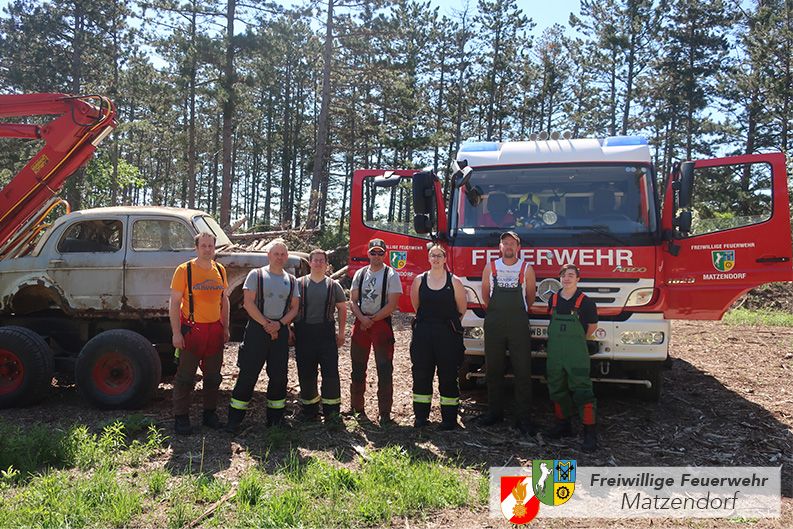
{"left": 187, "top": 5, "right": 198, "bottom": 208}
{"left": 66, "top": 1, "right": 85, "bottom": 210}
{"left": 219, "top": 0, "right": 236, "bottom": 228}
{"left": 622, "top": 29, "right": 637, "bottom": 135}
{"left": 306, "top": 0, "right": 334, "bottom": 229}
{"left": 265, "top": 91, "right": 274, "bottom": 228}
{"left": 433, "top": 44, "right": 446, "bottom": 174}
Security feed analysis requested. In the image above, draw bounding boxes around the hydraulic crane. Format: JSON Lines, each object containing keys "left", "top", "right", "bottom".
{"left": 0, "top": 93, "right": 116, "bottom": 259}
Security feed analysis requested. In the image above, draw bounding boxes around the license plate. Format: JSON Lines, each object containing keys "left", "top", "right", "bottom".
{"left": 531, "top": 326, "right": 548, "bottom": 338}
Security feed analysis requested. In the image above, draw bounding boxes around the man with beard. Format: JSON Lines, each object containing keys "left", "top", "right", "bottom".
{"left": 349, "top": 238, "right": 403, "bottom": 425}
{"left": 479, "top": 231, "right": 537, "bottom": 434}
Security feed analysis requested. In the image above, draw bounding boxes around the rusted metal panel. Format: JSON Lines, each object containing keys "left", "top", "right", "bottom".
{"left": 1, "top": 207, "right": 307, "bottom": 324}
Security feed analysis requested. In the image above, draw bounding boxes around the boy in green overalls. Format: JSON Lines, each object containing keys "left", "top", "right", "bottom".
{"left": 546, "top": 264, "right": 599, "bottom": 452}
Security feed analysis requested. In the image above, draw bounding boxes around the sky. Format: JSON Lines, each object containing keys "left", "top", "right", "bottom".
{"left": 431, "top": 0, "right": 582, "bottom": 31}
{"left": 0, "top": 0, "right": 585, "bottom": 34}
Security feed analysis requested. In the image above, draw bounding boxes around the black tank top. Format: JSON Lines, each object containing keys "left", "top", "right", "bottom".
{"left": 416, "top": 272, "right": 458, "bottom": 323}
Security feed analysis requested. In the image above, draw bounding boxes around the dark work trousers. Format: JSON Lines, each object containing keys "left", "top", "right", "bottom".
{"left": 484, "top": 283, "right": 532, "bottom": 421}
{"left": 229, "top": 321, "right": 289, "bottom": 422}
{"left": 410, "top": 320, "right": 463, "bottom": 423}
{"left": 294, "top": 321, "right": 341, "bottom": 416}
{"left": 350, "top": 319, "right": 395, "bottom": 416}
{"left": 173, "top": 347, "right": 223, "bottom": 415}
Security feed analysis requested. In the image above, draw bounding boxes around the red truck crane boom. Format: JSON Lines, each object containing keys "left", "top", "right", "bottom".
{"left": 0, "top": 93, "right": 117, "bottom": 258}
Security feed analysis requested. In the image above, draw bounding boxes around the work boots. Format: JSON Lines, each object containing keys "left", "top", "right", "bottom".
{"left": 322, "top": 404, "right": 341, "bottom": 419}
{"left": 298, "top": 403, "right": 320, "bottom": 422}
{"left": 266, "top": 407, "right": 285, "bottom": 427}
{"left": 439, "top": 405, "right": 459, "bottom": 431}
{"left": 174, "top": 414, "right": 192, "bottom": 435}
{"left": 225, "top": 406, "right": 246, "bottom": 434}
{"left": 202, "top": 409, "right": 223, "bottom": 429}
{"left": 322, "top": 403, "right": 342, "bottom": 424}
{"left": 515, "top": 418, "right": 537, "bottom": 436}
{"left": 547, "top": 418, "right": 574, "bottom": 439}
{"left": 413, "top": 402, "right": 430, "bottom": 428}
{"left": 477, "top": 411, "right": 504, "bottom": 426}
{"left": 582, "top": 424, "right": 598, "bottom": 452}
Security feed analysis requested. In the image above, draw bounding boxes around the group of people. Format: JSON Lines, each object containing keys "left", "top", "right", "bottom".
{"left": 168, "top": 231, "right": 600, "bottom": 452}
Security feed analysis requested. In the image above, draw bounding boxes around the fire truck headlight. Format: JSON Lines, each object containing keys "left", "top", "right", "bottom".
{"left": 625, "top": 288, "right": 654, "bottom": 307}
{"left": 465, "top": 327, "right": 484, "bottom": 340}
{"left": 620, "top": 331, "right": 665, "bottom": 345}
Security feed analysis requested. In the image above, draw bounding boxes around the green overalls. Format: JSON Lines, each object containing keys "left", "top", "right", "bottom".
{"left": 546, "top": 292, "right": 596, "bottom": 425}
{"left": 484, "top": 260, "right": 532, "bottom": 420}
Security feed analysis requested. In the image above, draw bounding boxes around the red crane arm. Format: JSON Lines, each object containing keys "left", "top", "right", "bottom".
{"left": 0, "top": 93, "right": 117, "bottom": 250}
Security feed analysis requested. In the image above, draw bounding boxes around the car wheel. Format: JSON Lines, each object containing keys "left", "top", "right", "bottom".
{"left": 0, "top": 326, "right": 53, "bottom": 408}
{"left": 75, "top": 329, "right": 161, "bottom": 409}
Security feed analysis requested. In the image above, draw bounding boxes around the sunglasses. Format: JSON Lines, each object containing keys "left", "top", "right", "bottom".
{"left": 369, "top": 250, "right": 385, "bottom": 256}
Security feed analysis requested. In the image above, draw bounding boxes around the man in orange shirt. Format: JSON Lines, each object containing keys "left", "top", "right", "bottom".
{"left": 169, "top": 232, "right": 230, "bottom": 435}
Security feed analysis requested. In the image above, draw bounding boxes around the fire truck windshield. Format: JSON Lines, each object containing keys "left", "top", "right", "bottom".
{"left": 451, "top": 163, "right": 658, "bottom": 246}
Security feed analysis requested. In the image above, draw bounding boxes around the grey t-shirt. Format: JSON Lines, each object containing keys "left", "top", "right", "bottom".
{"left": 299, "top": 277, "right": 346, "bottom": 324}
{"left": 243, "top": 266, "right": 299, "bottom": 320}
{"left": 351, "top": 265, "right": 403, "bottom": 316}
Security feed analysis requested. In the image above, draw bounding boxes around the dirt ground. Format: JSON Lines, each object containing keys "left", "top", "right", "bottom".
{"left": 3, "top": 315, "right": 792, "bottom": 528}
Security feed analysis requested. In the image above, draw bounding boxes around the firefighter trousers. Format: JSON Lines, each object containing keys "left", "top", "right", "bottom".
{"left": 173, "top": 347, "right": 223, "bottom": 415}
{"left": 229, "top": 321, "right": 289, "bottom": 421}
{"left": 294, "top": 321, "right": 341, "bottom": 415}
{"left": 350, "top": 319, "right": 394, "bottom": 416}
{"left": 484, "top": 283, "right": 532, "bottom": 420}
{"left": 410, "top": 320, "right": 463, "bottom": 422}
{"left": 546, "top": 311, "right": 596, "bottom": 425}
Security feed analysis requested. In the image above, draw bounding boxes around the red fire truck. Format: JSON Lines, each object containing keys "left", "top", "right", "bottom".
{"left": 349, "top": 136, "right": 793, "bottom": 399}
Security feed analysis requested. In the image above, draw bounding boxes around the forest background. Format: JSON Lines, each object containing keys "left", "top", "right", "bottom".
{"left": 0, "top": 0, "right": 790, "bottom": 243}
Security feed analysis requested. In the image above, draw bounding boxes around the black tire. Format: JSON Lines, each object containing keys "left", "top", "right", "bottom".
{"left": 75, "top": 329, "right": 161, "bottom": 409}
{"left": 0, "top": 326, "right": 53, "bottom": 408}
{"left": 635, "top": 366, "right": 663, "bottom": 402}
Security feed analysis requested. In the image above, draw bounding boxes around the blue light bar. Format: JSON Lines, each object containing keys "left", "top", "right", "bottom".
{"left": 460, "top": 141, "right": 500, "bottom": 152}
{"left": 604, "top": 136, "right": 647, "bottom": 147}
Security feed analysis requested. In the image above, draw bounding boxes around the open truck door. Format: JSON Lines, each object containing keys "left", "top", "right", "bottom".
{"left": 349, "top": 170, "right": 447, "bottom": 312}
{"left": 661, "top": 152, "right": 793, "bottom": 319}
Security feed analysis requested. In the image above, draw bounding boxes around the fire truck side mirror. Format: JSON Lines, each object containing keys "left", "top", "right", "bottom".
{"left": 675, "top": 210, "right": 692, "bottom": 234}
{"left": 373, "top": 172, "right": 402, "bottom": 188}
{"left": 412, "top": 171, "right": 437, "bottom": 235}
{"left": 412, "top": 171, "right": 436, "bottom": 216}
{"left": 679, "top": 161, "right": 694, "bottom": 209}
{"left": 414, "top": 214, "right": 432, "bottom": 234}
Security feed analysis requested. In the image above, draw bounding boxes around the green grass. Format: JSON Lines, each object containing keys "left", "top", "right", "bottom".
{"left": 0, "top": 417, "right": 165, "bottom": 481}
{"left": 0, "top": 468, "right": 142, "bottom": 527}
{"left": 235, "top": 445, "right": 479, "bottom": 528}
{"left": 0, "top": 418, "right": 484, "bottom": 528}
{"left": 723, "top": 307, "right": 793, "bottom": 327}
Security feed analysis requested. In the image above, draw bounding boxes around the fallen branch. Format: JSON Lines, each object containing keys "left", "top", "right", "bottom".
{"left": 330, "top": 266, "right": 348, "bottom": 279}
{"left": 327, "top": 245, "right": 349, "bottom": 258}
{"left": 228, "top": 216, "right": 248, "bottom": 233}
{"left": 229, "top": 229, "right": 320, "bottom": 242}
{"left": 184, "top": 488, "right": 236, "bottom": 529}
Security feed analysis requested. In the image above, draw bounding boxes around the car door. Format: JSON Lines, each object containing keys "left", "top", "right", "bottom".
{"left": 123, "top": 215, "right": 197, "bottom": 313}
{"left": 350, "top": 170, "right": 445, "bottom": 312}
{"left": 661, "top": 152, "right": 793, "bottom": 319}
{"left": 48, "top": 216, "right": 126, "bottom": 311}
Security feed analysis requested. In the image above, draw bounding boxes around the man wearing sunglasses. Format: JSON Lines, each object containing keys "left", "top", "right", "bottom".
{"left": 349, "top": 238, "right": 403, "bottom": 425}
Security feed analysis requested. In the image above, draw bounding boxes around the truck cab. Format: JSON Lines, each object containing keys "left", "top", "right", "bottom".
{"left": 349, "top": 136, "right": 793, "bottom": 399}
